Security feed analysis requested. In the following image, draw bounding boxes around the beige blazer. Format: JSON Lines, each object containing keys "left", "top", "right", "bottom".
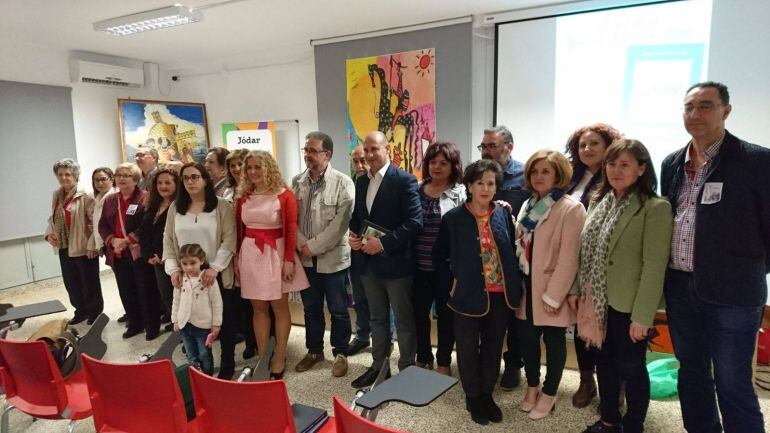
{"left": 45, "top": 187, "right": 96, "bottom": 257}
{"left": 515, "top": 195, "right": 586, "bottom": 327}
{"left": 292, "top": 167, "right": 355, "bottom": 273}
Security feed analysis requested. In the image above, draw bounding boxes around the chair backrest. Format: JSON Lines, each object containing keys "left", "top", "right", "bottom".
{"left": 0, "top": 338, "right": 68, "bottom": 417}
{"left": 332, "top": 396, "right": 405, "bottom": 433}
{"left": 81, "top": 354, "right": 189, "bottom": 433}
{"left": 189, "top": 367, "right": 296, "bottom": 433}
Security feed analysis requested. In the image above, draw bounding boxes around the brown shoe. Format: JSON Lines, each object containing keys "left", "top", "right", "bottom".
{"left": 332, "top": 354, "right": 348, "bottom": 377}
{"left": 436, "top": 365, "right": 451, "bottom": 376}
{"left": 572, "top": 370, "right": 598, "bottom": 408}
{"left": 295, "top": 352, "right": 325, "bottom": 372}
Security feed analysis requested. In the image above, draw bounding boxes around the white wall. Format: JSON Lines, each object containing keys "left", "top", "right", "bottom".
{"left": 171, "top": 57, "right": 318, "bottom": 182}
{"left": 0, "top": 40, "right": 320, "bottom": 289}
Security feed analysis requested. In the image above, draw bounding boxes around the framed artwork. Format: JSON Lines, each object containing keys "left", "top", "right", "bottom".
{"left": 346, "top": 48, "right": 436, "bottom": 179}
{"left": 117, "top": 99, "right": 210, "bottom": 164}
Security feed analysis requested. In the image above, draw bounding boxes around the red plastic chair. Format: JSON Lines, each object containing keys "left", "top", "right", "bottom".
{"left": 0, "top": 338, "right": 91, "bottom": 433}
{"left": 332, "top": 396, "right": 406, "bottom": 433}
{"left": 190, "top": 367, "right": 336, "bottom": 433}
{"left": 81, "top": 354, "right": 197, "bottom": 433}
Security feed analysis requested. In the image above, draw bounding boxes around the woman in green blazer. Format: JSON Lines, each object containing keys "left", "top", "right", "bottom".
{"left": 569, "top": 139, "right": 673, "bottom": 433}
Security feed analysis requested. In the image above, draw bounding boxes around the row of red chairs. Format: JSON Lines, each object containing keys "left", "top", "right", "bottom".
{"left": 0, "top": 338, "right": 404, "bottom": 433}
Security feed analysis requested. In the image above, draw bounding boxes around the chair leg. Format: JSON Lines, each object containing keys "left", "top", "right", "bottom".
{"left": 1, "top": 402, "right": 16, "bottom": 433}
{"left": 66, "top": 420, "right": 76, "bottom": 433}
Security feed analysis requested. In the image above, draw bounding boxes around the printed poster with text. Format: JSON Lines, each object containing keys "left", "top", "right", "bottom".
{"left": 221, "top": 121, "right": 276, "bottom": 157}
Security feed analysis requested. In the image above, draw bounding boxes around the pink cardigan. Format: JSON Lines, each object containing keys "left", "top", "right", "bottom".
{"left": 515, "top": 195, "right": 586, "bottom": 327}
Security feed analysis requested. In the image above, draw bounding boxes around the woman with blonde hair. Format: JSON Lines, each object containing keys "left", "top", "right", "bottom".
{"left": 223, "top": 147, "right": 258, "bottom": 358}
{"left": 223, "top": 148, "right": 250, "bottom": 202}
{"left": 235, "top": 151, "right": 309, "bottom": 380}
{"left": 515, "top": 149, "right": 586, "bottom": 420}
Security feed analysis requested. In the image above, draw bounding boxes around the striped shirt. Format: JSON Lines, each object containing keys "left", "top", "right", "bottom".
{"left": 415, "top": 188, "right": 442, "bottom": 271}
{"left": 300, "top": 170, "right": 326, "bottom": 239}
{"left": 670, "top": 135, "right": 724, "bottom": 272}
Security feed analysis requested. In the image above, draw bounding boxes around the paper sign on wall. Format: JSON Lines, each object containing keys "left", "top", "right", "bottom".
{"left": 221, "top": 121, "right": 276, "bottom": 156}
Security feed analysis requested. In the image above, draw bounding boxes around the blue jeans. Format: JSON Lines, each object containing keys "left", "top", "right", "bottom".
{"left": 664, "top": 269, "right": 765, "bottom": 433}
{"left": 180, "top": 324, "right": 214, "bottom": 375}
{"left": 301, "top": 266, "right": 351, "bottom": 356}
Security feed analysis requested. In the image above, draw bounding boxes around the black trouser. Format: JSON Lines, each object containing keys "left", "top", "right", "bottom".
{"left": 153, "top": 263, "right": 174, "bottom": 319}
{"left": 503, "top": 310, "right": 524, "bottom": 371}
{"left": 111, "top": 255, "right": 144, "bottom": 331}
{"left": 217, "top": 280, "right": 239, "bottom": 370}
{"left": 574, "top": 322, "right": 598, "bottom": 372}
{"left": 58, "top": 250, "right": 103, "bottom": 319}
{"left": 133, "top": 260, "right": 160, "bottom": 334}
{"left": 454, "top": 292, "right": 509, "bottom": 398}
{"left": 413, "top": 269, "right": 455, "bottom": 366}
{"left": 518, "top": 278, "right": 567, "bottom": 396}
{"left": 597, "top": 307, "right": 650, "bottom": 433}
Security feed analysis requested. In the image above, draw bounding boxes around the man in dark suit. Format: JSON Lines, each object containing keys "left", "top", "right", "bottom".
{"left": 662, "top": 81, "right": 770, "bottom": 433}
{"left": 348, "top": 131, "right": 423, "bottom": 388}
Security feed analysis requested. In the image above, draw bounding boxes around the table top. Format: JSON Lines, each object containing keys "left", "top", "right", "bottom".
{"left": 0, "top": 300, "right": 66, "bottom": 323}
{"left": 355, "top": 366, "right": 458, "bottom": 410}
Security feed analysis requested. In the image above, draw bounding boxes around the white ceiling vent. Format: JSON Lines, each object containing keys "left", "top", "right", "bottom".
{"left": 69, "top": 59, "right": 144, "bottom": 88}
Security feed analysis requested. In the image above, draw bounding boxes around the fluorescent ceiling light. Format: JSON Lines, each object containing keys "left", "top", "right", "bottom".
{"left": 93, "top": 4, "right": 203, "bottom": 36}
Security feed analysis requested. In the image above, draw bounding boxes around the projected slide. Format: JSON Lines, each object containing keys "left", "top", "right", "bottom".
{"left": 496, "top": 0, "right": 713, "bottom": 174}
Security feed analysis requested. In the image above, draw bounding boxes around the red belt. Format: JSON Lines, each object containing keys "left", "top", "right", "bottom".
{"left": 244, "top": 227, "right": 283, "bottom": 253}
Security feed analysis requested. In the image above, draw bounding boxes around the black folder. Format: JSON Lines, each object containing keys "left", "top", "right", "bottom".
{"left": 291, "top": 403, "right": 329, "bottom": 433}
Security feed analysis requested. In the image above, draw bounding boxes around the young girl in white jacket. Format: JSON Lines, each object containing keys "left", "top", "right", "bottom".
{"left": 172, "top": 243, "right": 223, "bottom": 375}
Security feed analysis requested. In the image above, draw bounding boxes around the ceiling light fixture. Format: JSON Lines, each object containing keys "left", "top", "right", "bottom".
{"left": 93, "top": 4, "right": 203, "bottom": 36}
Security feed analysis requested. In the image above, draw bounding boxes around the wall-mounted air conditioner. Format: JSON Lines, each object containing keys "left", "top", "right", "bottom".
{"left": 69, "top": 59, "right": 145, "bottom": 88}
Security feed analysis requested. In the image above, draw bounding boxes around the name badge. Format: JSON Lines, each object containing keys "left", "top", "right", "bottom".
{"left": 701, "top": 182, "right": 723, "bottom": 204}
{"left": 126, "top": 204, "right": 139, "bottom": 215}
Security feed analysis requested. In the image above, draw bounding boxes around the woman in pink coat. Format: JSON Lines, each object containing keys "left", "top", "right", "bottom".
{"left": 515, "top": 150, "right": 586, "bottom": 420}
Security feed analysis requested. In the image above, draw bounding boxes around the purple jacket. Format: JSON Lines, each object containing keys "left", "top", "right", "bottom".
{"left": 98, "top": 187, "right": 147, "bottom": 267}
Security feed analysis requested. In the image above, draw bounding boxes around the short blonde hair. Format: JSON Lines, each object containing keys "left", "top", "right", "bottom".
{"left": 523, "top": 149, "right": 573, "bottom": 193}
{"left": 115, "top": 162, "right": 142, "bottom": 182}
{"left": 238, "top": 151, "right": 286, "bottom": 197}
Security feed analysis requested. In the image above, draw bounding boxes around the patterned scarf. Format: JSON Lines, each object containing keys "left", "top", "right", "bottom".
{"left": 53, "top": 187, "right": 78, "bottom": 250}
{"left": 576, "top": 192, "right": 631, "bottom": 348}
{"left": 515, "top": 188, "right": 565, "bottom": 275}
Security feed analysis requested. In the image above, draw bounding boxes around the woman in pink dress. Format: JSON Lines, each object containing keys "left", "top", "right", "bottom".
{"left": 236, "top": 150, "right": 309, "bottom": 379}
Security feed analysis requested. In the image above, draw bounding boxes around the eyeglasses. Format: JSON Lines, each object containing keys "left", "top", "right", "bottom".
{"left": 477, "top": 142, "right": 500, "bottom": 152}
{"left": 302, "top": 147, "right": 328, "bottom": 155}
{"left": 93, "top": 177, "right": 112, "bottom": 182}
{"left": 682, "top": 102, "right": 723, "bottom": 115}
{"left": 115, "top": 173, "right": 133, "bottom": 179}
{"left": 182, "top": 174, "right": 203, "bottom": 182}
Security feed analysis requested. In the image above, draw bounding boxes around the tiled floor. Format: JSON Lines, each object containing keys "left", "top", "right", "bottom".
{"left": 2, "top": 272, "right": 769, "bottom": 432}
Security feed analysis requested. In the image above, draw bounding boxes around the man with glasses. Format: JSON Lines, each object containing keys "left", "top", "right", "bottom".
{"left": 662, "top": 81, "right": 770, "bottom": 433}
{"left": 135, "top": 142, "right": 159, "bottom": 190}
{"left": 291, "top": 131, "right": 355, "bottom": 377}
{"left": 479, "top": 125, "right": 529, "bottom": 391}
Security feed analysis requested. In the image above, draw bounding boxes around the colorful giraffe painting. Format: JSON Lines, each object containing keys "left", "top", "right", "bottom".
{"left": 346, "top": 48, "right": 436, "bottom": 180}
